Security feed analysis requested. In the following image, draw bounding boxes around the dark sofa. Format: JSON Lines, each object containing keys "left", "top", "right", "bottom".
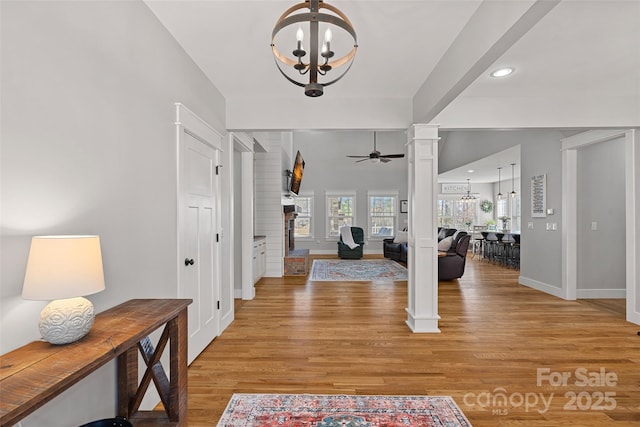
{"left": 438, "top": 233, "right": 471, "bottom": 280}
{"left": 383, "top": 238, "right": 407, "bottom": 263}
{"left": 383, "top": 228, "right": 458, "bottom": 264}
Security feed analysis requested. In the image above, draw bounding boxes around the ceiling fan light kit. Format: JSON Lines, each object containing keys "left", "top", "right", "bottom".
{"left": 271, "top": 0, "right": 358, "bottom": 97}
{"left": 346, "top": 132, "right": 405, "bottom": 164}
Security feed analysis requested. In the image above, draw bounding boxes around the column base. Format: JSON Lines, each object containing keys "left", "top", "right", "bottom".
{"left": 405, "top": 308, "right": 441, "bottom": 333}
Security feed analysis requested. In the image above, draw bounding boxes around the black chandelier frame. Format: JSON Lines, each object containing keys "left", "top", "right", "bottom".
{"left": 271, "top": 0, "right": 358, "bottom": 97}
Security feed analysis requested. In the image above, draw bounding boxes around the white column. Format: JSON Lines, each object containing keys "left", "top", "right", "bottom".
{"left": 406, "top": 124, "right": 440, "bottom": 333}
{"left": 241, "top": 151, "right": 255, "bottom": 300}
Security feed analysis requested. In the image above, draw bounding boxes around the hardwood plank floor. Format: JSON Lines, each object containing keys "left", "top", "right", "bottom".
{"left": 187, "top": 256, "right": 640, "bottom": 426}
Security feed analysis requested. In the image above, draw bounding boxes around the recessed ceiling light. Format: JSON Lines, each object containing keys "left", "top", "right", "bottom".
{"left": 467, "top": 169, "right": 475, "bottom": 173}
{"left": 490, "top": 67, "right": 514, "bottom": 78}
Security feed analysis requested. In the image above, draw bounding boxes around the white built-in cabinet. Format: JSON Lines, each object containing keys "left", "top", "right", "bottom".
{"left": 253, "top": 236, "right": 266, "bottom": 283}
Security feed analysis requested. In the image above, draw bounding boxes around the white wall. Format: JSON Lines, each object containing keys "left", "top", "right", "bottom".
{"left": 577, "top": 137, "right": 626, "bottom": 295}
{"left": 292, "top": 130, "right": 408, "bottom": 254}
{"left": 438, "top": 129, "right": 565, "bottom": 292}
{"left": 254, "top": 132, "right": 285, "bottom": 277}
{"left": 0, "top": 1, "right": 225, "bottom": 425}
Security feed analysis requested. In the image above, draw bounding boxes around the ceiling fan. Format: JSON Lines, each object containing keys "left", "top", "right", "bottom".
{"left": 347, "top": 132, "right": 405, "bottom": 163}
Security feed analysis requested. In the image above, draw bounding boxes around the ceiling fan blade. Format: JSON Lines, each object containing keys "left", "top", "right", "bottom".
{"left": 356, "top": 158, "right": 370, "bottom": 163}
{"left": 380, "top": 154, "right": 405, "bottom": 158}
{"left": 380, "top": 158, "right": 391, "bottom": 163}
{"left": 346, "top": 155, "right": 369, "bottom": 158}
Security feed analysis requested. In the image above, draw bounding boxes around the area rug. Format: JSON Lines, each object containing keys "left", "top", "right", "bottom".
{"left": 310, "top": 259, "right": 408, "bottom": 282}
{"left": 218, "top": 393, "right": 472, "bottom": 426}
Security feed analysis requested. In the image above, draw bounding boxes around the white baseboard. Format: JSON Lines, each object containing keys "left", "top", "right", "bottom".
{"left": 519, "top": 276, "right": 566, "bottom": 299}
{"left": 519, "top": 276, "right": 627, "bottom": 300}
{"left": 576, "top": 288, "right": 626, "bottom": 299}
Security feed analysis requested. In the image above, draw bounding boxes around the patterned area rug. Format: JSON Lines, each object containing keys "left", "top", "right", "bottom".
{"left": 218, "top": 394, "right": 472, "bottom": 426}
{"left": 310, "top": 259, "right": 408, "bottom": 282}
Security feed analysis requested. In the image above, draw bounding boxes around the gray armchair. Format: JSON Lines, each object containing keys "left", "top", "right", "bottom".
{"left": 337, "top": 226, "right": 365, "bottom": 259}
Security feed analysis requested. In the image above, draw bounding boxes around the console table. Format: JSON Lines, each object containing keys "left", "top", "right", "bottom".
{"left": 0, "top": 298, "right": 192, "bottom": 427}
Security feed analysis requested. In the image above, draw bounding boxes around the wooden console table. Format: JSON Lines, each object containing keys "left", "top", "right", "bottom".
{"left": 0, "top": 298, "right": 192, "bottom": 427}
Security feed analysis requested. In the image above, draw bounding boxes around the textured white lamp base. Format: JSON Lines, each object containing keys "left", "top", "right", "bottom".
{"left": 39, "top": 297, "right": 95, "bottom": 345}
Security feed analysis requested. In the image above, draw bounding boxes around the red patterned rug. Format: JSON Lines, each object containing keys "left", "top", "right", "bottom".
{"left": 218, "top": 394, "right": 472, "bottom": 426}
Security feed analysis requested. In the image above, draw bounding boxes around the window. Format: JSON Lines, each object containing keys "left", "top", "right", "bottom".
{"left": 294, "top": 193, "right": 313, "bottom": 239}
{"left": 496, "top": 197, "right": 508, "bottom": 219}
{"left": 511, "top": 195, "right": 521, "bottom": 232}
{"left": 496, "top": 196, "right": 521, "bottom": 231}
{"left": 437, "top": 197, "right": 477, "bottom": 230}
{"left": 326, "top": 193, "right": 355, "bottom": 238}
{"left": 368, "top": 193, "right": 396, "bottom": 238}
{"left": 496, "top": 197, "right": 509, "bottom": 230}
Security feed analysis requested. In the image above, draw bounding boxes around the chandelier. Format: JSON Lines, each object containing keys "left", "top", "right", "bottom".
{"left": 461, "top": 179, "right": 476, "bottom": 202}
{"left": 271, "top": 0, "right": 358, "bottom": 97}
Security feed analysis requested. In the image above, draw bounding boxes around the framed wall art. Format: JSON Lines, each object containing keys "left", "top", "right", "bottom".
{"left": 531, "top": 174, "right": 547, "bottom": 217}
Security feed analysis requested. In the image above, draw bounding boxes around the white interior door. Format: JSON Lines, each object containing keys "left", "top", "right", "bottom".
{"left": 179, "top": 130, "right": 221, "bottom": 363}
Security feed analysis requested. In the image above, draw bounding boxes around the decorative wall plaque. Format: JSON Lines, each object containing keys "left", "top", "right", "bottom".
{"left": 441, "top": 183, "right": 468, "bottom": 194}
{"left": 531, "top": 174, "right": 547, "bottom": 217}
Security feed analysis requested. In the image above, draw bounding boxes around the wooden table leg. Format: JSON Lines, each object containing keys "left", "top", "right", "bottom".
{"left": 117, "top": 347, "right": 138, "bottom": 418}
{"left": 168, "top": 307, "right": 188, "bottom": 425}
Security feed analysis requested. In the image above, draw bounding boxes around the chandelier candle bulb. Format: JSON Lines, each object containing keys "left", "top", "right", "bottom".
{"left": 324, "top": 28, "right": 332, "bottom": 53}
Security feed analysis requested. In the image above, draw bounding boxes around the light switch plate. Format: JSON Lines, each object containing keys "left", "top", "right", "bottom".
{"left": 591, "top": 222, "right": 598, "bottom": 231}
{"left": 528, "top": 222, "right": 534, "bottom": 229}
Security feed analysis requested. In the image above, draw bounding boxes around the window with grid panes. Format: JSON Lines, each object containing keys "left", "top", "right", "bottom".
{"left": 294, "top": 193, "right": 313, "bottom": 239}
{"left": 326, "top": 193, "right": 355, "bottom": 238}
{"left": 368, "top": 194, "right": 396, "bottom": 238}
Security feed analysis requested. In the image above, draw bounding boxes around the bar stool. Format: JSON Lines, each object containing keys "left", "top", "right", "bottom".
{"left": 510, "top": 234, "right": 520, "bottom": 269}
{"left": 482, "top": 232, "right": 497, "bottom": 262}
{"left": 495, "top": 233, "right": 507, "bottom": 265}
{"left": 471, "top": 227, "right": 485, "bottom": 258}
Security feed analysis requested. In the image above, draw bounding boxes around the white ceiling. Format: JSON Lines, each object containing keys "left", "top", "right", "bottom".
{"left": 144, "top": 0, "right": 639, "bottom": 177}
{"left": 144, "top": 0, "right": 483, "bottom": 99}
{"left": 145, "top": 0, "right": 639, "bottom": 130}
{"left": 437, "top": 145, "right": 520, "bottom": 184}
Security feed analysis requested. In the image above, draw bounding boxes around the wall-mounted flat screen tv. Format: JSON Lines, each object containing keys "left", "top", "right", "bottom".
{"left": 289, "top": 150, "right": 305, "bottom": 195}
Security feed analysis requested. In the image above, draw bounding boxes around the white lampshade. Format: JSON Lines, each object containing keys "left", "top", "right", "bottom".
{"left": 22, "top": 235, "right": 105, "bottom": 300}
{"left": 22, "top": 235, "right": 105, "bottom": 345}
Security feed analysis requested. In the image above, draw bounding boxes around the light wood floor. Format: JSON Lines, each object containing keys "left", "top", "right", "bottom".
{"left": 187, "top": 256, "right": 640, "bottom": 426}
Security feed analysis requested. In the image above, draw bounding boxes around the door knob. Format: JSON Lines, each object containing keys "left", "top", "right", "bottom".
{"left": 184, "top": 258, "right": 194, "bottom": 266}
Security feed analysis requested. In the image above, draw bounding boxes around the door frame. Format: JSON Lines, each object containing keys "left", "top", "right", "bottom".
{"left": 561, "top": 128, "right": 639, "bottom": 324}
{"left": 228, "top": 133, "right": 256, "bottom": 300}
{"left": 175, "top": 103, "right": 224, "bottom": 361}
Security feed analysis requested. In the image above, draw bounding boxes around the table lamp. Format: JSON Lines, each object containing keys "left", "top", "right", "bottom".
{"left": 22, "top": 235, "right": 105, "bottom": 345}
